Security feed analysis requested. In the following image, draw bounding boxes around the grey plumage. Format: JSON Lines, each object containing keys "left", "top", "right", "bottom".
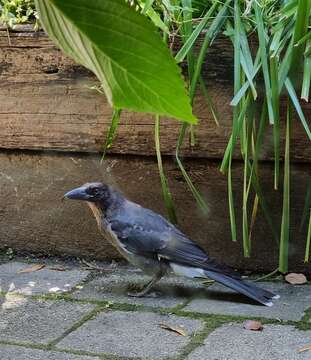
{"left": 64, "top": 182, "right": 280, "bottom": 306}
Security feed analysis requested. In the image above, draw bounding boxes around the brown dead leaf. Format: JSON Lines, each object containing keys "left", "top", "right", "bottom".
{"left": 298, "top": 345, "right": 311, "bottom": 353}
{"left": 48, "top": 266, "right": 68, "bottom": 271}
{"left": 159, "top": 323, "right": 187, "bottom": 336}
{"left": 243, "top": 320, "right": 263, "bottom": 331}
{"left": 18, "top": 264, "right": 45, "bottom": 273}
{"left": 285, "top": 273, "right": 307, "bottom": 285}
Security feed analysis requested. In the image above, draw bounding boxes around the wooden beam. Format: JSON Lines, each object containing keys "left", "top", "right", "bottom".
{"left": 0, "top": 29, "right": 310, "bottom": 161}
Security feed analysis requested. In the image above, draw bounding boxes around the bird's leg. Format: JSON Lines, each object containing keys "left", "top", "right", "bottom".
{"left": 127, "top": 270, "right": 164, "bottom": 297}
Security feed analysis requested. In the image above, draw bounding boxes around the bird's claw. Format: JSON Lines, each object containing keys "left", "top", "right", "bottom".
{"left": 127, "top": 290, "right": 146, "bottom": 298}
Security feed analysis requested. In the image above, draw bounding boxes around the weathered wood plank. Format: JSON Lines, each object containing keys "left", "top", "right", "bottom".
{"left": 0, "top": 30, "right": 310, "bottom": 161}
{"left": 0, "top": 151, "right": 309, "bottom": 272}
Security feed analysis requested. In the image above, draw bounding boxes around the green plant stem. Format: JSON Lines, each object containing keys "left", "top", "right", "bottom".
{"left": 101, "top": 108, "right": 122, "bottom": 161}
{"left": 228, "top": 160, "right": 237, "bottom": 242}
{"left": 304, "top": 211, "right": 311, "bottom": 263}
{"left": 270, "top": 56, "right": 280, "bottom": 190}
{"left": 300, "top": 179, "right": 311, "bottom": 230}
{"left": 254, "top": 1, "right": 274, "bottom": 124}
{"left": 155, "top": 115, "right": 177, "bottom": 223}
{"left": 175, "top": 124, "right": 208, "bottom": 214}
{"left": 181, "top": 0, "right": 196, "bottom": 146}
{"left": 301, "top": 40, "right": 311, "bottom": 102}
{"left": 279, "top": 103, "right": 292, "bottom": 273}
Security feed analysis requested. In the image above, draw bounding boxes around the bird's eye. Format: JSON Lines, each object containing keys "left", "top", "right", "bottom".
{"left": 90, "top": 188, "right": 99, "bottom": 195}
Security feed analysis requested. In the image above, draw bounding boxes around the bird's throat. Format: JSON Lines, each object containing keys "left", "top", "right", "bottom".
{"left": 87, "top": 202, "right": 103, "bottom": 229}
{"left": 86, "top": 201, "right": 130, "bottom": 260}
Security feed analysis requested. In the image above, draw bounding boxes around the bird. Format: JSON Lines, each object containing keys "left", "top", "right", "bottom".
{"left": 64, "top": 182, "right": 280, "bottom": 306}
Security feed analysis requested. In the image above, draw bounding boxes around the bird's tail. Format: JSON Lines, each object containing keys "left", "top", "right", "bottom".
{"left": 204, "top": 270, "right": 279, "bottom": 306}
{"left": 170, "top": 263, "right": 279, "bottom": 306}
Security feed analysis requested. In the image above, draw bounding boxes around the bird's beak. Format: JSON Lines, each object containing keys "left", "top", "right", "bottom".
{"left": 63, "top": 186, "right": 90, "bottom": 201}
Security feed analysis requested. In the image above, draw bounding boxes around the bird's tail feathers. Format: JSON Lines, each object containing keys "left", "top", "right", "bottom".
{"left": 169, "top": 262, "right": 279, "bottom": 306}
{"left": 204, "top": 270, "right": 278, "bottom": 306}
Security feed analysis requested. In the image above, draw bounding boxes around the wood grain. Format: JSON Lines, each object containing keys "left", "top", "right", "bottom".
{"left": 0, "top": 29, "right": 310, "bottom": 161}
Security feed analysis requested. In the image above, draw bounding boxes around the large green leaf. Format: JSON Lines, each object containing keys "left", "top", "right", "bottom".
{"left": 34, "top": 0, "right": 196, "bottom": 123}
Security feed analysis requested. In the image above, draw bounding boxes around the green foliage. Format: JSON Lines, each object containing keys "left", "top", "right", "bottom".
{"left": 0, "top": 0, "right": 37, "bottom": 28}
{"left": 34, "top": 0, "right": 196, "bottom": 124}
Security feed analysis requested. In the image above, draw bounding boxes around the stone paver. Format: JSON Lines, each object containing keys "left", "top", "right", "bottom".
{"left": 0, "top": 294, "right": 94, "bottom": 344}
{"left": 186, "top": 324, "right": 311, "bottom": 360}
{"left": 0, "top": 262, "right": 89, "bottom": 295}
{"left": 72, "top": 269, "right": 206, "bottom": 308}
{"left": 1, "top": 260, "right": 310, "bottom": 360}
{"left": 184, "top": 281, "right": 311, "bottom": 320}
{"left": 57, "top": 310, "right": 204, "bottom": 359}
{"left": 0, "top": 345, "right": 97, "bottom": 360}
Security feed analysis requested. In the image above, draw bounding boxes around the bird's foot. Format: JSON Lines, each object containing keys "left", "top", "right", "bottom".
{"left": 127, "top": 290, "right": 146, "bottom": 298}
{"left": 127, "top": 283, "right": 150, "bottom": 297}
{"left": 127, "top": 289, "right": 161, "bottom": 298}
{"left": 127, "top": 272, "right": 164, "bottom": 298}
{"left": 127, "top": 282, "right": 159, "bottom": 298}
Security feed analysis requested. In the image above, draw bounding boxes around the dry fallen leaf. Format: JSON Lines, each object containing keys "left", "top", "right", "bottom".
{"left": 159, "top": 323, "right": 187, "bottom": 336}
{"left": 298, "top": 345, "right": 311, "bottom": 353}
{"left": 18, "top": 264, "right": 45, "bottom": 273}
{"left": 285, "top": 273, "right": 307, "bottom": 285}
{"left": 48, "top": 266, "right": 68, "bottom": 271}
{"left": 243, "top": 320, "right": 263, "bottom": 331}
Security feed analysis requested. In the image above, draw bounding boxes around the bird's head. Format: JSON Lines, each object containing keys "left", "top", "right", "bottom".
{"left": 64, "top": 182, "right": 112, "bottom": 203}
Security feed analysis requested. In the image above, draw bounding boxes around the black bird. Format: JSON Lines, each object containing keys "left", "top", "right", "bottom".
{"left": 64, "top": 182, "right": 279, "bottom": 306}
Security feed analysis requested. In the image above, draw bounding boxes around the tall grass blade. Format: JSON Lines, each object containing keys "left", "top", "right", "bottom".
{"left": 181, "top": 0, "right": 196, "bottom": 146}
{"left": 199, "top": 76, "right": 220, "bottom": 126}
{"left": 294, "top": 31, "right": 311, "bottom": 48}
{"left": 301, "top": 41, "right": 311, "bottom": 102}
{"left": 230, "top": 61, "right": 260, "bottom": 106}
{"left": 304, "top": 211, "right": 311, "bottom": 263}
{"left": 228, "top": 160, "right": 237, "bottom": 242}
{"left": 254, "top": 2, "right": 274, "bottom": 124}
{"left": 101, "top": 108, "right": 122, "bottom": 160}
{"left": 224, "top": 0, "right": 242, "bottom": 243}
{"left": 278, "top": 38, "right": 294, "bottom": 91}
{"left": 142, "top": 0, "right": 155, "bottom": 14}
{"left": 305, "top": 46, "right": 311, "bottom": 57}
{"left": 238, "top": 13, "right": 257, "bottom": 100}
{"left": 251, "top": 102, "right": 279, "bottom": 245}
{"left": 138, "top": 0, "right": 169, "bottom": 33}
{"left": 175, "top": 2, "right": 218, "bottom": 63}
{"left": 289, "top": 0, "right": 311, "bottom": 77}
{"left": 279, "top": 103, "right": 292, "bottom": 273}
{"left": 242, "top": 130, "right": 250, "bottom": 254}
{"left": 220, "top": 95, "right": 250, "bottom": 173}
{"left": 249, "top": 194, "right": 259, "bottom": 245}
{"left": 155, "top": 115, "right": 177, "bottom": 223}
{"left": 300, "top": 179, "right": 311, "bottom": 230}
{"left": 181, "top": 0, "right": 195, "bottom": 78}
{"left": 175, "top": 123, "right": 208, "bottom": 214}
{"left": 285, "top": 77, "right": 311, "bottom": 140}
{"left": 270, "top": 56, "right": 280, "bottom": 190}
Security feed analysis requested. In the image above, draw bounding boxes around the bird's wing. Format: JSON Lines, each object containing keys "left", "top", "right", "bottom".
{"left": 157, "top": 230, "right": 240, "bottom": 279}
{"left": 109, "top": 217, "right": 240, "bottom": 279}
